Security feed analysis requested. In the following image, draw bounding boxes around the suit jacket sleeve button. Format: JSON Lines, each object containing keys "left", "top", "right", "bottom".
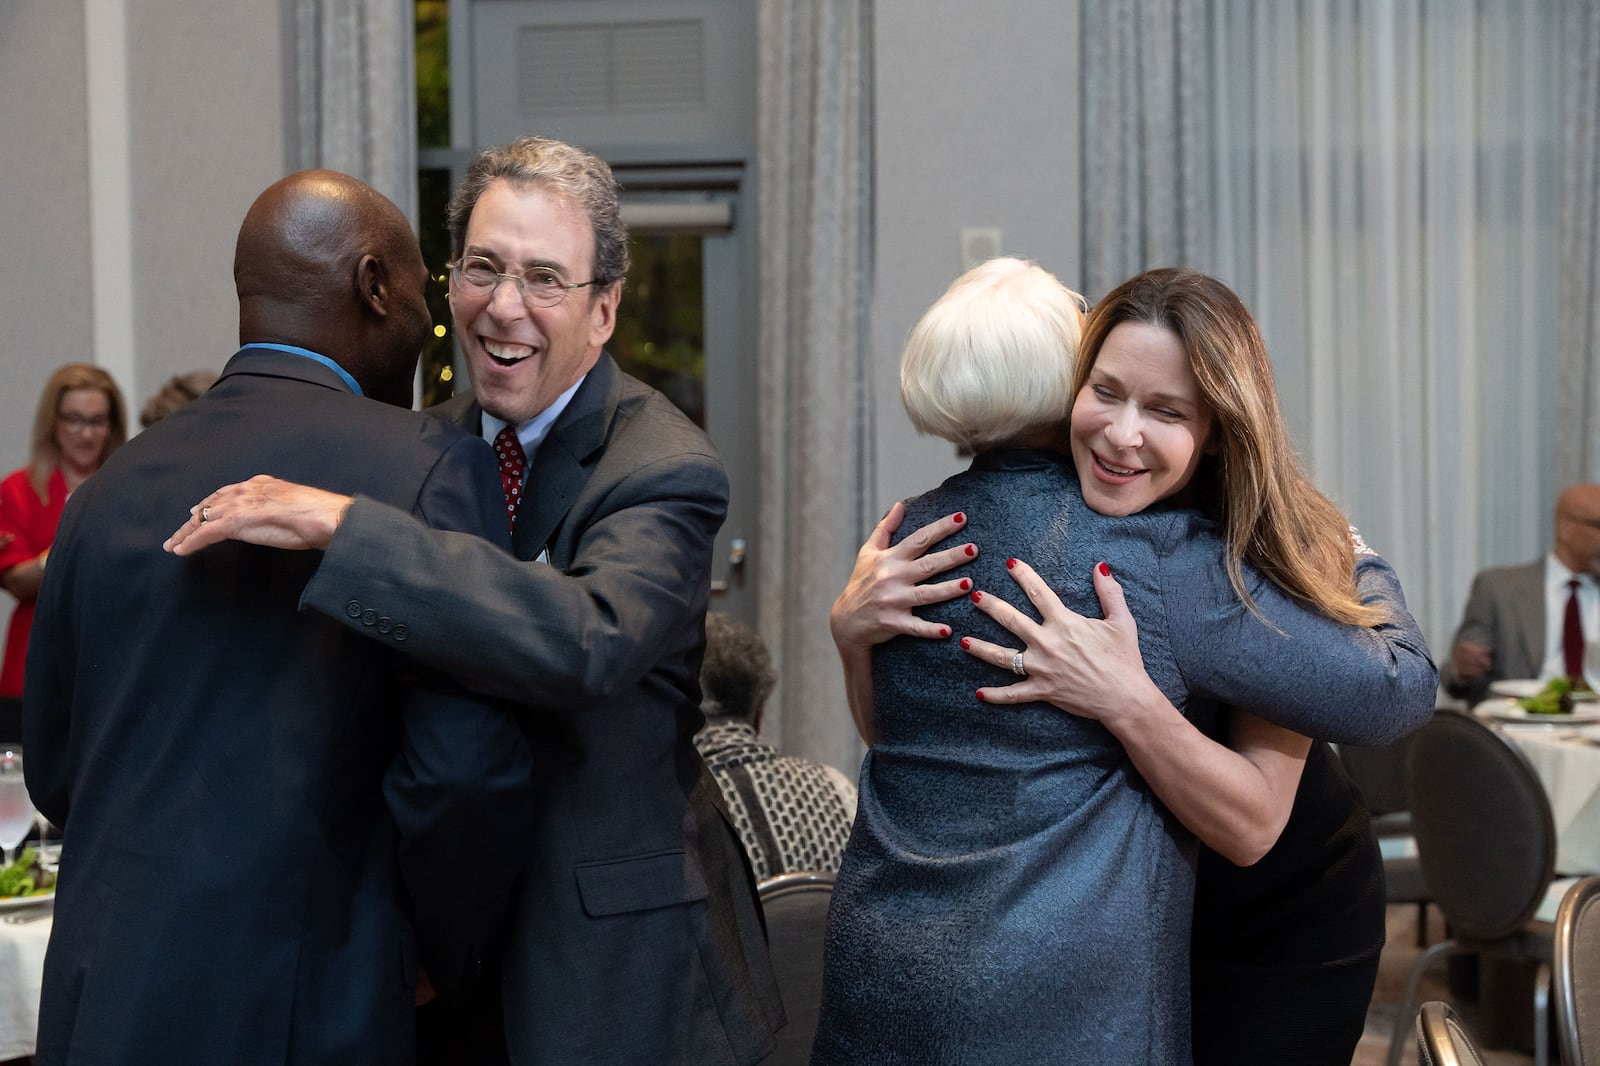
{"left": 377, "top": 617, "right": 393, "bottom": 634}
{"left": 393, "top": 625, "right": 408, "bottom": 642}
{"left": 345, "top": 599, "right": 363, "bottom": 619}
{"left": 361, "top": 609, "right": 378, "bottom": 626}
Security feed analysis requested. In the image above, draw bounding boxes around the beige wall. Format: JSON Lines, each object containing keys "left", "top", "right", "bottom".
{"left": 125, "top": 0, "right": 293, "bottom": 396}
{"left": 0, "top": 0, "right": 290, "bottom": 640}
{"left": 870, "top": 0, "right": 1081, "bottom": 509}
{"left": 1, "top": 1, "right": 94, "bottom": 462}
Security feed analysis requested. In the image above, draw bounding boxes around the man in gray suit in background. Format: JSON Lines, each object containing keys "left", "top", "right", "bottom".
{"left": 1443, "top": 483, "right": 1600, "bottom": 704}
{"left": 166, "top": 136, "right": 782, "bottom": 1066}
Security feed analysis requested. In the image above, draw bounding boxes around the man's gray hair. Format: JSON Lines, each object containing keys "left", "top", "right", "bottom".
{"left": 446, "top": 135, "right": 630, "bottom": 285}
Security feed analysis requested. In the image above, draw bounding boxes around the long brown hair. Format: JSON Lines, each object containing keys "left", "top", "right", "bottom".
{"left": 28, "top": 364, "right": 127, "bottom": 499}
{"left": 1072, "top": 269, "right": 1382, "bottom": 626}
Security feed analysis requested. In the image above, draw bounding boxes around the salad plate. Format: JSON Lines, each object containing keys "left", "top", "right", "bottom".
{"left": 1477, "top": 698, "right": 1600, "bottom": 725}
{"left": 1490, "top": 679, "right": 1599, "bottom": 702}
{"left": 0, "top": 892, "right": 53, "bottom": 913}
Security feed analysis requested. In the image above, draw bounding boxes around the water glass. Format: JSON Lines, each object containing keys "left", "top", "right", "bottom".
{"left": 0, "top": 749, "right": 34, "bottom": 867}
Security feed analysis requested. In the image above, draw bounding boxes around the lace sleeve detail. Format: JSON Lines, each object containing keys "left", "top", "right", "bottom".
{"left": 1349, "top": 524, "right": 1376, "bottom": 557}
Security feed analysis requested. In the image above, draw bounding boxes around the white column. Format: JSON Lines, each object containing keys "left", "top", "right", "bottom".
{"left": 84, "top": 0, "right": 137, "bottom": 408}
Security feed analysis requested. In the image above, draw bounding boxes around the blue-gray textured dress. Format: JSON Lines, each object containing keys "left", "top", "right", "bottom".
{"left": 810, "top": 449, "right": 1436, "bottom": 1065}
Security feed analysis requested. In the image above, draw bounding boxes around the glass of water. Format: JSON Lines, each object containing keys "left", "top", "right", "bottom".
{"left": 0, "top": 749, "right": 35, "bottom": 867}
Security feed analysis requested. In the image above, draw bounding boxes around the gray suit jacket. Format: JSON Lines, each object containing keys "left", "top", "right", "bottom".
{"left": 1440, "top": 559, "right": 1544, "bottom": 704}
{"left": 299, "top": 354, "right": 783, "bottom": 1065}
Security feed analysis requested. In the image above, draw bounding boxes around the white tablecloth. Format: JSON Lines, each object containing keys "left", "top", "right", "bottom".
{"left": 1498, "top": 723, "right": 1600, "bottom": 876}
{"left": 0, "top": 909, "right": 49, "bottom": 1060}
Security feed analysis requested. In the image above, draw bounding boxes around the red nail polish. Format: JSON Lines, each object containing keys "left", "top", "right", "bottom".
{"left": 976, "top": 690, "right": 987, "bottom": 702}
{"left": 959, "top": 578, "right": 972, "bottom": 591}
{"left": 960, "top": 637, "right": 971, "bottom": 650}
{"left": 1097, "top": 562, "right": 1111, "bottom": 578}
{"left": 939, "top": 626, "right": 951, "bottom": 638}
{"left": 971, "top": 591, "right": 982, "bottom": 603}
{"left": 964, "top": 544, "right": 977, "bottom": 557}
{"left": 1006, "top": 558, "right": 1017, "bottom": 570}
{"left": 952, "top": 511, "right": 966, "bottom": 525}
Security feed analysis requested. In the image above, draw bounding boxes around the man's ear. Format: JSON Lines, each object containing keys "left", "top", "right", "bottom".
{"left": 356, "top": 253, "right": 388, "bottom": 317}
{"left": 588, "top": 280, "right": 621, "bottom": 347}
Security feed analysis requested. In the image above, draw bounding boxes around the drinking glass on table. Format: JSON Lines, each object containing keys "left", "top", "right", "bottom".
{"left": 0, "top": 749, "right": 34, "bottom": 867}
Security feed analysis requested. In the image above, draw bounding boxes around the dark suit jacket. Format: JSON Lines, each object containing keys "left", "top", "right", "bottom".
{"left": 300, "top": 354, "right": 784, "bottom": 1065}
{"left": 1440, "top": 559, "right": 1544, "bottom": 704}
{"left": 22, "top": 348, "right": 535, "bottom": 1066}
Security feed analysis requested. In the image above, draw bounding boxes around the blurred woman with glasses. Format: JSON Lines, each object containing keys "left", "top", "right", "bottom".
{"left": 0, "top": 364, "right": 127, "bottom": 718}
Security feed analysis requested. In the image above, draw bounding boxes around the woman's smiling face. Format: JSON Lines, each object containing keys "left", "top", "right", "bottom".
{"left": 1069, "top": 321, "right": 1215, "bottom": 516}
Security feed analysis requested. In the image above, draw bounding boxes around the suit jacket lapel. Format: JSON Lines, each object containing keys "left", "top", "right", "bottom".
{"left": 514, "top": 355, "right": 619, "bottom": 563}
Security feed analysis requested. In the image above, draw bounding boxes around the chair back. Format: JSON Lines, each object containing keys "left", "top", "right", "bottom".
{"left": 1555, "top": 875, "right": 1600, "bottom": 1065}
{"left": 1416, "top": 1000, "right": 1487, "bottom": 1066}
{"left": 757, "top": 871, "right": 836, "bottom": 1066}
{"left": 1405, "top": 710, "right": 1555, "bottom": 941}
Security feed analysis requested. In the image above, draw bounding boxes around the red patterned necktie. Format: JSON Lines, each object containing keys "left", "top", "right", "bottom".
{"left": 1564, "top": 578, "right": 1584, "bottom": 684}
{"left": 493, "top": 426, "right": 525, "bottom": 533}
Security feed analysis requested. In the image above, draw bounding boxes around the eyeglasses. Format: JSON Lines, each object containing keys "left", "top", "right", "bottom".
{"left": 58, "top": 414, "right": 110, "bottom": 432}
{"left": 447, "top": 256, "right": 606, "bottom": 308}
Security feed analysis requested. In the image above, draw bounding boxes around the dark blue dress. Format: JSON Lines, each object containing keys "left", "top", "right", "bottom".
{"left": 810, "top": 449, "right": 1435, "bottom": 1065}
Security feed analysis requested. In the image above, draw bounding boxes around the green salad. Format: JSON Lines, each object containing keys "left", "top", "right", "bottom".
{"left": 0, "top": 848, "right": 55, "bottom": 898}
{"left": 1518, "top": 677, "right": 1579, "bottom": 715}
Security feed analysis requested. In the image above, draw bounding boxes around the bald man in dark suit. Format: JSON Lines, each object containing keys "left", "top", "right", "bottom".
{"left": 25, "top": 171, "right": 533, "bottom": 1065}
{"left": 1443, "top": 484, "right": 1600, "bottom": 704}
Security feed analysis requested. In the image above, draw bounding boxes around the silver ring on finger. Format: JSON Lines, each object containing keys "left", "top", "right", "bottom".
{"left": 1010, "top": 650, "right": 1027, "bottom": 677}
{"left": 200, "top": 506, "right": 212, "bottom": 524}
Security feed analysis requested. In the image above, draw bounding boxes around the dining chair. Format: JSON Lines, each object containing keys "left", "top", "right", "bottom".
{"left": 1384, "top": 710, "right": 1557, "bottom": 1066}
{"left": 1338, "top": 735, "right": 1432, "bottom": 944}
{"left": 756, "top": 870, "right": 836, "bottom": 1066}
{"left": 1415, "top": 1000, "right": 1488, "bottom": 1066}
{"left": 1554, "top": 874, "right": 1600, "bottom": 1065}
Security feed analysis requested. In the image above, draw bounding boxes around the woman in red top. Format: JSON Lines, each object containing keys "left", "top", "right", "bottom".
{"left": 0, "top": 364, "right": 127, "bottom": 705}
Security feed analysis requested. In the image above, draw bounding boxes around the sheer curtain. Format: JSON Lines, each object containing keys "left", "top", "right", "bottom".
{"left": 1557, "top": 0, "right": 1600, "bottom": 486}
{"left": 1205, "top": 0, "right": 1559, "bottom": 666}
{"left": 1083, "top": 0, "right": 1564, "bottom": 660}
{"left": 1080, "top": 0, "right": 1209, "bottom": 299}
{"left": 756, "top": 0, "right": 875, "bottom": 774}
{"left": 290, "top": 0, "right": 417, "bottom": 221}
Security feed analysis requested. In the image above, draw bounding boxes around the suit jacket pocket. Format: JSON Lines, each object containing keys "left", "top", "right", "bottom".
{"left": 575, "top": 849, "right": 710, "bottom": 917}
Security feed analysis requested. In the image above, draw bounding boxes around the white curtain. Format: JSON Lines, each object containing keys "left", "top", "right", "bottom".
{"left": 1080, "top": 0, "right": 1210, "bottom": 299}
{"left": 290, "top": 0, "right": 418, "bottom": 222}
{"left": 1557, "top": 0, "right": 1600, "bottom": 486}
{"left": 1084, "top": 0, "right": 1564, "bottom": 663}
{"left": 1205, "top": 0, "right": 1560, "bottom": 671}
{"left": 756, "top": 0, "right": 875, "bottom": 774}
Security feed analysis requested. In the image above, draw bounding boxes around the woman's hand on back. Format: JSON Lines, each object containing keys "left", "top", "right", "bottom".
{"left": 961, "top": 558, "right": 1164, "bottom": 720}
{"left": 829, "top": 502, "right": 977, "bottom": 652}
{"left": 832, "top": 503, "right": 975, "bottom": 745}
{"left": 963, "top": 558, "right": 1308, "bottom": 862}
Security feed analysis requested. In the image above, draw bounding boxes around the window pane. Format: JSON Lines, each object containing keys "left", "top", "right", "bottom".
{"left": 611, "top": 234, "right": 705, "bottom": 426}
{"left": 416, "top": 1, "right": 449, "bottom": 150}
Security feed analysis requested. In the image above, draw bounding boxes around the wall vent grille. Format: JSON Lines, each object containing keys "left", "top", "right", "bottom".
{"left": 517, "top": 20, "right": 705, "bottom": 115}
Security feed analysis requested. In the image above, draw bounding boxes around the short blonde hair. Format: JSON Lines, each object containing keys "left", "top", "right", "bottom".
{"left": 900, "top": 258, "right": 1085, "bottom": 451}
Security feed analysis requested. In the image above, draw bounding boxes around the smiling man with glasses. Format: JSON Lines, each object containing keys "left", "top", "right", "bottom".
{"left": 166, "top": 136, "right": 783, "bottom": 1066}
